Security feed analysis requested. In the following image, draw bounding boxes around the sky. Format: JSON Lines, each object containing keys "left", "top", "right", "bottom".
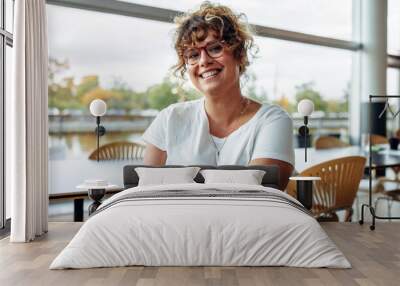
{"left": 47, "top": 0, "right": 399, "bottom": 102}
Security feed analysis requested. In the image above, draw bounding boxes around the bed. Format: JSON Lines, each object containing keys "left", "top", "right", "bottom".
{"left": 50, "top": 165, "right": 350, "bottom": 269}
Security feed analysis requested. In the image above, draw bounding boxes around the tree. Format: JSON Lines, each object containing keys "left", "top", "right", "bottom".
{"left": 273, "top": 95, "right": 295, "bottom": 113}
{"left": 76, "top": 75, "right": 99, "bottom": 101}
{"left": 295, "top": 82, "right": 327, "bottom": 111}
{"left": 48, "top": 57, "right": 69, "bottom": 86}
{"left": 146, "top": 78, "right": 180, "bottom": 110}
{"left": 242, "top": 72, "right": 268, "bottom": 103}
{"left": 109, "top": 78, "right": 149, "bottom": 111}
{"left": 81, "top": 87, "right": 121, "bottom": 107}
{"left": 48, "top": 58, "right": 80, "bottom": 111}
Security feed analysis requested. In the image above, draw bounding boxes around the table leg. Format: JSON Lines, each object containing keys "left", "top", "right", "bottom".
{"left": 74, "top": 198, "right": 84, "bottom": 222}
{"left": 296, "top": 180, "right": 313, "bottom": 210}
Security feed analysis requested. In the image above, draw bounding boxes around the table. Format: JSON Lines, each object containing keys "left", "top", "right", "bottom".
{"left": 49, "top": 159, "right": 142, "bottom": 221}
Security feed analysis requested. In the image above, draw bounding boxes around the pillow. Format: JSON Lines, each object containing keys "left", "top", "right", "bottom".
{"left": 200, "top": 169, "right": 266, "bottom": 185}
{"left": 135, "top": 167, "right": 201, "bottom": 186}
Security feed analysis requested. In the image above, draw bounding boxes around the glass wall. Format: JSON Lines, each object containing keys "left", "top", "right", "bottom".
{"left": 1, "top": 0, "right": 14, "bottom": 228}
{"left": 47, "top": 1, "right": 355, "bottom": 199}
{"left": 388, "top": 0, "right": 400, "bottom": 55}
{"left": 119, "top": 0, "right": 353, "bottom": 40}
{"left": 250, "top": 36, "right": 351, "bottom": 139}
{"left": 47, "top": 5, "right": 179, "bottom": 162}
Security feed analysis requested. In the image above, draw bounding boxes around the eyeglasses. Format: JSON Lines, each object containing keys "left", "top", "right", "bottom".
{"left": 183, "top": 41, "right": 226, "bottom": 65}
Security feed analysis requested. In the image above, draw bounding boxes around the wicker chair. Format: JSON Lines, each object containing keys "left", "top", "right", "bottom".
{"left": 369, "top": 134, "right": 389, "bottom": 145}
{"left": 287, "top": 156, "right": 366, "bottom": 221}
{"left": 315, "top": 136, "right": 350, "bottom": 150}
{"left": 88, "top": 141, "right": 145, "bottom": 161}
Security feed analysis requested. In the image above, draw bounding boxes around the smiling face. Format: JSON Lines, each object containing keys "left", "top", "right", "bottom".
{"left": 186, "top": 33, "right": 241, "bottom": 97}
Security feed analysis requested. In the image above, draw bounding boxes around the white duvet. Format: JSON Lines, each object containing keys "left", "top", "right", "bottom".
{"left": 50, "top": 183, "right": 351, "bottom": 269}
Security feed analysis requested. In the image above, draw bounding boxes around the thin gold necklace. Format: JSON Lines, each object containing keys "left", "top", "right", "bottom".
{"left": 209, "top": 96, "right": 250, "bottom": 161}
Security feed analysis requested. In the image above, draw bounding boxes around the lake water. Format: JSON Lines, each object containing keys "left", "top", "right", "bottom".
{"left": 49, "top": 132, "right": 144, "bottom": 160}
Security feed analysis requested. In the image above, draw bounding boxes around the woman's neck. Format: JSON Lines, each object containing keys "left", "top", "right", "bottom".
{"left": 204, "top": 92, "right": 244, "bottom": 125}
{"left": 203, "top": 84, "right": 253, "bottom": 137}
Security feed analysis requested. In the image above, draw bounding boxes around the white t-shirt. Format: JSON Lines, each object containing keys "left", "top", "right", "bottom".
{"left": 142, "top": 98, "right": 295, "bottom": 166}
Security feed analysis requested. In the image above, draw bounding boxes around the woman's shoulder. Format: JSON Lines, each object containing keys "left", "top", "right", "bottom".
{"left": 163, "top": 99, "right": 202, "bottom": 115}
{"left": 257, "top": 102, "right": 292, "bottom": 123}
{"left": 159, "top": 98, "right": 203, "bottom": 119}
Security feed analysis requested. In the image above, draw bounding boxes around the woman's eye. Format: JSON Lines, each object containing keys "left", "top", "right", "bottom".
{"left": 186, "top": 51, "right": 199, "bottom": 59}
{"left": 208, "top": 45, "right": 223, "bottom": 53}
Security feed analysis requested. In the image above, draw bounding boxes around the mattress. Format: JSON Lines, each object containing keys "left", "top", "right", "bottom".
{"left": 50, "top": 183, "right": 351, "bottom": 269}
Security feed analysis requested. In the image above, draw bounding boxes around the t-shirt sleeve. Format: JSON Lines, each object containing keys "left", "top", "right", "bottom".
{"left": 141, "top": 108, "right": 169, "bottom": 151}
{"left": 251, "top": 115, "right": 295, "bottom": 166}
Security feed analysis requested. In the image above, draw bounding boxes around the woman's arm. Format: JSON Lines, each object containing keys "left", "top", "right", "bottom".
{"left": 143, "top": 143, "right": 167, "bottom": 166}
{"left": 249, "top": 158, "right": 293, "bottom": 190}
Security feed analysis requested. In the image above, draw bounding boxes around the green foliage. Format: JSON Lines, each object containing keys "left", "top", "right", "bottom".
{"left": 110, "top": 78, "right": 148, "bottom": 111}
{"left": 48, "top": 58, "right": 79, "bottom": 111}
{"left": 295, "top": 82, "right": 327, "bottom": 111}
{"left": 48, "top": 58, "right": 349, "bottom": 115}
{"left": 146, "top": 78, "right": 180, "bottom": 110}
{"left": 76, "top": 75, "right": 99, "bottom": 101}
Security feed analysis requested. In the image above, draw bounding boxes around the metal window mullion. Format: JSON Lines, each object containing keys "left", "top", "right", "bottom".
{"left": 1, "top": 0, "right": 4, "bottom": 30}
{"left": 0, "top": 34, "right": 5, "bottom": 229}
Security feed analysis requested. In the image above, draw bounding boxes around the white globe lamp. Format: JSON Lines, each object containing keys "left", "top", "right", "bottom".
{"left": 89, "top": 99, "right": 107, "bottom": 162}
{"left": 297, "top": 99, "right": 314, "bottom": 162}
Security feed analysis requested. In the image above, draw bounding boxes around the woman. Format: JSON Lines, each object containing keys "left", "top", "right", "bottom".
{"left": 142, "top": 2, "right": 294, "bottom": 189}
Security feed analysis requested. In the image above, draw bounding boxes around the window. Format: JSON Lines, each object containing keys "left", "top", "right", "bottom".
{"left": 47, "top": 4, "right": 180, "bottom": 196}
{"left": 1, "top": 0, "right": 14, "bottom": 230}
{"left": 119, "top": 0, "right": 353, "bottom": 40}
{"left": 5, "top": 0, "right": 12, "bottom": 33}
{"left": 388, "top": 0, "right": 400, "bottom": 55}
{"left": 47, "top": 1, "right": 355, "bottom": 205}
{"left": 386, "top": 68, "right": 400, "bottom": 135}
{"left": 388, "top": 68, "right": 400, "bottom": 95}
{"left": 250, "top": 36, "right": 352, "bottom": 138}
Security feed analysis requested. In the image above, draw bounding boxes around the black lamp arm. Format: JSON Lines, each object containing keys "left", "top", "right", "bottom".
{"left": 94, "top": 116, "right": 106, "bottom": 162}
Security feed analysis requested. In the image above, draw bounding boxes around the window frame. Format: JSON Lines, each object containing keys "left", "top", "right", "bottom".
{"left": 0, "top": 0, "right": 13, "bottom": 231}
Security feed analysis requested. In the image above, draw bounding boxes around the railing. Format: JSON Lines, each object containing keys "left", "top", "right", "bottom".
{"left": 49, "top": 113, "right": 350, "bottom": 134}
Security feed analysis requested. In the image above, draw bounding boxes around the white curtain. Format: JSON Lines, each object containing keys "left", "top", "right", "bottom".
{"left": 9, "top": 0, "right": 48, "bottom": 242}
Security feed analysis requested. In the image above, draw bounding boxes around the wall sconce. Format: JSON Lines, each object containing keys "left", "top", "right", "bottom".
{"left": 297, "top": 99, "right": 314, "bottom": 162}
{"left": 89, "top": 99, "right": 107, "bottom": 162}
{"left": 291, "top": 99, "right": 319, "bottom": 211}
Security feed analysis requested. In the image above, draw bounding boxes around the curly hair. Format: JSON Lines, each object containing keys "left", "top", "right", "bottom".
{"left": 172, "top": 1, "right": 257, "bottom": 78}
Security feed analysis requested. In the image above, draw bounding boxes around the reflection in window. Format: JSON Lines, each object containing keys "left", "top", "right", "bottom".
{"left": 119, "top": 0, "right": 352, "bottom": 40}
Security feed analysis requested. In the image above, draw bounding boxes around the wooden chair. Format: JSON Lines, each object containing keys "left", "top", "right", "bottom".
{"left": 287, "top": 156, "right": 366, "bottom": 221}
{"left": 88, "top": 141, "right": 145, "bottom": 161}
{"left": 395, "top": 129, "right": 400, "bottom": 139}
{"left": 314, "top": 136, "right": 350, "bottom": 150}
{"left": 369, "top": 134, "right": 389, "bottom": 145}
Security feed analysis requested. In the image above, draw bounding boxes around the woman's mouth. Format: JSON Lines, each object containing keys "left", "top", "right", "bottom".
{"left": 199, "top": 68, "right": 223, "bottom": 79}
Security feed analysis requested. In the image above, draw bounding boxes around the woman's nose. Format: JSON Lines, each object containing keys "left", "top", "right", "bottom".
{"left": 198, "top": 49, "right": 212, "bottom": 66}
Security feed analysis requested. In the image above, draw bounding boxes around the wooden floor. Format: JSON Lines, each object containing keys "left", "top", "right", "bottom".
{"left": 0, "top": 222, "right": 399, "bottom": 286}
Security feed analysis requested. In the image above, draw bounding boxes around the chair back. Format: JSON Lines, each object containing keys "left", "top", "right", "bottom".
{"left": 315, "top": 136, "right": 349, "bottom": 150}
{"left": 287, "top": 156, "right": 366, "bottom": 215}
{"left": 88, "top": 141, "right": 145, "bottom": 161}
{"left": 370, "top": 134, "right": 388, "bottom": 145}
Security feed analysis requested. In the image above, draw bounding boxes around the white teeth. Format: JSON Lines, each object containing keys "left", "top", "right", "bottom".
{"left": 201, "top": 70, "right": 220, "bottom": 78}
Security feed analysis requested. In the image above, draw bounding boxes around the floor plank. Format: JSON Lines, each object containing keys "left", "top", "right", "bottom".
{"left": 0, "top": 222, "right": 399, "bottom": 286}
